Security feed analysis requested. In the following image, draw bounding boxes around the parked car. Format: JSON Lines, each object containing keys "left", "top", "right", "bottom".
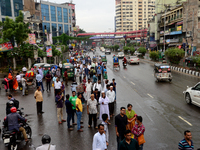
{"left": 127, "top": 56, "right": 140, "bottom": 64}
{"left": 134, "top": 51, "right": 142, "bottom": 56}
{"left": 105, "top": 49, "right": 111, "bottom": 54}
{"left": 117, "top": 52, "right": 124, "bottom": 58}
{"left": 183, "top": 82, "right": 200, "bottom": 107}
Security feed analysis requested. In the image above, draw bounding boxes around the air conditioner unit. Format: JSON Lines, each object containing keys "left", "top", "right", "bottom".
{"left": 186, "top": 31, "right": 192, "bottom": 38}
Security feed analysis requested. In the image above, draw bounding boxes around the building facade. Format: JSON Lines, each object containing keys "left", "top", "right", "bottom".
{"left": 115, "top": 0, "right": 155, "bottom": 32}
{"left": 0, "top": 0, "right": 23, "bottom": 21}
{"left": 40, "top": 1, "right": 75, "bottom": 38}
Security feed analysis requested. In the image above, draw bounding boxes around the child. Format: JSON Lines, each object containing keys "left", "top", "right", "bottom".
{"left": 102, "top": 113, "right": 109, "bottom": 147}
{"left": 61, "top": 81, "right": 65, "bottom": 100}
{"left": 65, "top": 94, "right": 74, "bottom": 131}
{"left": 56, "top": 91, "right": 66, "bottom": 124}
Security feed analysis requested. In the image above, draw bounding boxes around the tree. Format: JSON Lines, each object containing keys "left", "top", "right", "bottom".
{"left": 114, "top": 45, "right": 120, "bottom": 51}
{"left": 149, "top": 51, "right": 159, "bottom": 61}
{"left": 165, "top": 48, "right": 184, "bottom": 64}
{"left": 138, "top": 47, "right": 147, "bottom": 56}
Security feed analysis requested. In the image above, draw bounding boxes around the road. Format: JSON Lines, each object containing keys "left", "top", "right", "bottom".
{"left": 0, "top": 49, "right": 200, "bottom": 150}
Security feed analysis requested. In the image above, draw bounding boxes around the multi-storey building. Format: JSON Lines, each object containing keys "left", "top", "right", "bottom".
{"left": 0, "top": 0, "right": 23, "bottom": 21}
{"left": 40, "top": 0, "right": 75, "bottom": 38}
{"left": 115, "top": 0, "right": 155, "bottom": 32}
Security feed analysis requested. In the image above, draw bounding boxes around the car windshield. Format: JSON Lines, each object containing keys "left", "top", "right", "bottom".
{"left": 118, "top": 52, "right": 124, "bottom": 55}
{"left": 130, "top": 56, "right": 137, "bottom": 59}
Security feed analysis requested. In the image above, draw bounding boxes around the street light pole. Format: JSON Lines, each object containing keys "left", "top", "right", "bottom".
{"left": 164, "top": 9, "right": 166, "bottom": 52}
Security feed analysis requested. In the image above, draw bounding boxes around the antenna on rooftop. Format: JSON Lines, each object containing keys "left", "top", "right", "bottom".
{"left": 70, "top": 0, "right": 73, "bottom": 3}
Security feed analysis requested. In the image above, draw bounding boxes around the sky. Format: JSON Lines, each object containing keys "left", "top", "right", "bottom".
{"left": 48, "top": 0, "right": 115, "bottom": 33}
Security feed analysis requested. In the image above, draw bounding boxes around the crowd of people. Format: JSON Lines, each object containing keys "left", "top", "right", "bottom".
{"left": 3, "top": 50, "right": 195, "bottom": 150}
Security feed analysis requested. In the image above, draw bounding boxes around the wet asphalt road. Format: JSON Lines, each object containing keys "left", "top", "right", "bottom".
{"left": 0, "top": 49, "right": 200, "bottom": 150}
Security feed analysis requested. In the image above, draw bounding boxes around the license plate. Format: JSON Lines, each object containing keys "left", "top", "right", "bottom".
{"left": 4, "top": 138, "right": 10, "bottom": 143}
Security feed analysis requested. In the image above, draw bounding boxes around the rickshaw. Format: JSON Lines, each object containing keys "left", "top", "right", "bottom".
{"left": 62, "top": 63, "right": 75, "bottom": 80}
{"left": 113, "top": 56, "right": 120, "bottom": 69}
{"left": 154, "top": 63, "right": 172, "bottom": 82}
{"left": 101, "top": 55, "right": 107, "bottom": 64}
{"left": 25, "top": 70, "right": 36, "bottom": 89}
{"left": 43, "top": 64, "right": 55, "bottom": 76}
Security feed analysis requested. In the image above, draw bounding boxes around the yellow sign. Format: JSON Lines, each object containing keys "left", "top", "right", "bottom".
{"left": 177, "top": 26, "right": 182, "bottom": 31}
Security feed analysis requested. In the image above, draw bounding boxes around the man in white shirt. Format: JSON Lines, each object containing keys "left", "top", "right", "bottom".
{"left": 36, "top": 71, "right": 44, "bottom": 91}
{"left": 92, "top": 124, "right": 107, "bottom": 150}
{"left": 54, "top": 78, "right": 61, "bottom": 97}
{"left": 16, "top": 73, "right": 21, "bottom": 82}
{"left": 87, "top": 63, "right": 92, "bottom": 70}
{"left": 85, "top": 79, "right": 92, "bottom": 101}
{"left": 93, "top": 80, "right": 102, "bottom": 101}
{"left": 59, "top": 62, "right": 62, "bottom": 68}
{"left": 22, "top": 66, "right": 27, "bottom": 73}
{"left": 106, "top": 86, "right": 115, "bottom": 117}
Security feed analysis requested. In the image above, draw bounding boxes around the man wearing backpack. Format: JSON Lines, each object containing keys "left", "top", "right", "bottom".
{"left": 8, "top": 94, "right": 19, "bottom": 109}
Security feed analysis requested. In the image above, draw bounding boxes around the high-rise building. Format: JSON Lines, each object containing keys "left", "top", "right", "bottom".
{"left": 40, "top": 0, "right": 75, "bottom": 38}
{"left": 115, "top": 0, "right": 155, "bottom": 32}
{"left": 0, "top": 0, "right": 23, "bottom": 21}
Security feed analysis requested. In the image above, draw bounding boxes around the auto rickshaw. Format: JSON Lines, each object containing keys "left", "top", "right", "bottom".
{"left": 113, "top": 56, "right": 120, "bottom": 69}
{"left": 154, "top": 63, "right": 172, "bottom": 82}
{"left": 101, "top": 55, "right": 107, "bottom": 64}
{"left": 62, "top": 63, "right": 75, "bottom": 80}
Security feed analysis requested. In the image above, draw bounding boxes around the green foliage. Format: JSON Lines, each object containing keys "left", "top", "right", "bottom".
{"left": 123, "top": 46, "right": 135, "bottom": 54}
{"left": 38, "top": 49, "right": 47, "bottom": 57}
{"left": 51, "top": 45, "right": 61, "bottom": 56}
{"left": 138, "top": 47, "right": 147, "bottom": 55}
{"left": 0, "top": 11, "right": 30, "bottom": 46}
{"left": 114, "top": 45, "right": 120, "bottom": 51}
{"left": 149, "top": 51, "right": 159, "bottom": 61}
{"left": 165, "top": 48, "right": 185, "bottom": 64}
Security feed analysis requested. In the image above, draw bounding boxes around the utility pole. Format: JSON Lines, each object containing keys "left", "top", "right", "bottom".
{"left": 185, "top": 6, "right": 188, "bottom": 57}
{"left": 191, "top": 9, "right": 194, "bottom": 56}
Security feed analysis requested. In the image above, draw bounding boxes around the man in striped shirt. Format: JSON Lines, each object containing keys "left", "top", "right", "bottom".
{"left": 178, "top": 130, "right": 194, "bottom": 150}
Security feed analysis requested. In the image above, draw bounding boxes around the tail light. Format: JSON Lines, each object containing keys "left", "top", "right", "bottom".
{"left": 159, "top": 69, "right": 162, "bottom": 72}
{"left": 168, "top": 68, "right": 171, "bottom": 71}
{"left": 131, "top": 59, "right": 133, "bottom": 61}
{"left": 4, "top": 117, "right": 6, "bottom": 121}
{"left": 138, "top": 59, "right": 139, "bottom": 60}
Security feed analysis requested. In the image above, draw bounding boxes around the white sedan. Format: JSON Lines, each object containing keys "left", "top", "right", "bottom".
{"left": 183, "top": 82, "right": 200, "bottom": 107}
{"left": 127, "top": 56, "right": 140, "bottom": 64}
{"left": 117, "top": 52, "right": 124, "bottom": 58}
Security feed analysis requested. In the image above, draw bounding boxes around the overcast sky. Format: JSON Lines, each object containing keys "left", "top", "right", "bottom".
{"left": 48, "top": 0, "right": 115, "bottom": 33}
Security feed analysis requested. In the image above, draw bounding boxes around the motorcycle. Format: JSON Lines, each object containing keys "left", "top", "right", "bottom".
{"left": 123, "top": 61, "right": 127, "bottom": 68}
{"left": 2, "top": 108, "right": 32, "bottom": 150}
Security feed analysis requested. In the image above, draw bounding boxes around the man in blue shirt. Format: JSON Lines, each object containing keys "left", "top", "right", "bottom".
{"left": 65, "top": 94, "right": 74, "bottom": 131}
{"left": 93, "top": 74, "right": 98, "bottom": 83}
{"left": 178, "top": 130, "right": 194, "bottom": 150}
{"left": 84, "top": 65, "right": 89, "bottom": 80}
{"left": 36, "top": 71, "right": 44, "bottom": 91}
{"left": 97, "top": 66, "right": 102, "bottom": 81}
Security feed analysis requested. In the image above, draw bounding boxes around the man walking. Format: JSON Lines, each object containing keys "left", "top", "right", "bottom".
{"left": 92, "top": 124, "right": 107, "bottom": 150}
{"left": 132, "top": 116, "right": 145, "bottom": 150}
{"left": 93, "top": 80, "right": 102, "bottom": 101}
{"left": 54, "top": 78, "right": 61, "bottom": 97}
{"left": 69, "top": 91, "right": 77, "bottom": 125}
{"left": 110, "top": 78, "right": 116, "bottom": 101}
{"left": 119, "top": 130, "right": 139, "bottom": 150}
{"left": 178, "top": 130, "right": 194, "bottom": 150}
{"left": 64, "top": 70, "right": 68, "bottom": 86}
{"left": 76, "top": 93, "right": 84, "bottom": 132}
{"left": 21, "top": 75, "right": 27, "bottom": 96}
{"left": 106, "top": 86, "right": 115, "bottom": 117}
{"left": 85, "top": 79, "right": 92, "bottom": 101}
{"left": 34, "top": 86, "right": 44, "bottom": 115}
{"left": 87, "top": 94, "right": 98, "bottom": 128}
{"left": 36, "top": 71, "right": 44, "bottom": 91}
{"left": 45, "top": 71, "right": 51, "bottom": 92}
{"left": 65, "top": 94, "right": 74, "bottom": 131}
{"left": 115, "top": 107, "right": 128, "bottom": 150}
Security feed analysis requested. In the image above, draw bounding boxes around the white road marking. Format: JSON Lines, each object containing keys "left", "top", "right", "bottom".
{"left": 131, "top": 82, "right": 135, "bottom": 85}
{"left": 178, "top": 116, "right": 193, "bottom": 126}
{"left": 147, "top": 93, "right": 154, "bottom": 98}
{"left": 123, "top": 76, "right": 126, "bottom": 78}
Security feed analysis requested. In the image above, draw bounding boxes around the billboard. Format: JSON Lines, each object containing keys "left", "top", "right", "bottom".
{"left": 56, "top": 46, "right": 61, "bottom": 52}
{"left": 0, "top": 41, "right": 13, "bottom": 52}
{"left": 46, "top": 46, "right": 52, "bottom": 57}
{"left": 29, "top": 34, "right": 36, "bottom": 44}
{"left": 68, "top": 4, "right": 75, "bottom": 9}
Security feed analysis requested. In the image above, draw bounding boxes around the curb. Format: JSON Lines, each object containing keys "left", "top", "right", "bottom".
{"left": 171, "top": 66, "right": 200, "bottom": 77}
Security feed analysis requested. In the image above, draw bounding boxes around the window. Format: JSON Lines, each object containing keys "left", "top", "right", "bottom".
{"left": 138, "top": 2, "right": 142, "bottom": 3}
{"left": 139, "top": 12, "right": 142, "bottom": 14}
{"left": 58, "top": 24, "right": 63, "bottom": 35}
{"left": 41, "top": 4, "right": 50, "bottom": 21}
{"left": 64, "top": 24, "right": 69, "bottom": 34}
{"left": 63, "top": 8, "right": 68, "bottom": 23}
{"left": 139, "top": 5, "right": 142, "bottom": 7}
{"left": 130, "top": 15, "right": 133, "bottom": 17}
{"left": 50, "top": 6, "right": 56, "bottom": 22}
{"left": 1, "top": 0, "right": 12, "bottom": 16}
{"left": 57, "top": 7, "right": 62, "bottom": 22}
{"left": 139, "top": 22, "right": 142, "bottom": 24}
{"left": 139, "top": 15, "right": 142, "bottom": 17}
{"left": 13, "top": 0, "right": 23, "bottom": 17}
{"left": 43, "top": 22, "right": 50, "bottom": 33}
{"left": 52, "top": 23, "right": 57, "bottom": 37}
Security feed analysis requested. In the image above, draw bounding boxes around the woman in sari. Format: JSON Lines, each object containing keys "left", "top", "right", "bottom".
{"left": 3, "top": 75, "right": 9, "bottom": 93}
{"left": 8, "top": 73, "right": 13, "bottom": 91}
{"left": 13, "top": 75, "right": 18, "bottom": 90}
{"left": 126, "top": 104, "right": 137, "bottom": 138}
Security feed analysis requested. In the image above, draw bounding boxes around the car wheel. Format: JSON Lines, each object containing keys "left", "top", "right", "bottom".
{"left": 138, "top": 62, "right": 139, "bottom": 65}
{"left": 185, "top": 93, "right": 192, "bottom": 104}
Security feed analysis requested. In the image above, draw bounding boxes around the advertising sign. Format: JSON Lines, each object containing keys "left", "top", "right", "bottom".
{"left": 56, "top": 46, "right": 61, "bottom": 52}
{"left": 49, "top": 33, "right": 53, "bottom": 44}
{"left": 29, "top": 34, "right": 36, "bottom": 44}
{"left": 46, "top": 46, "right": 52, "bottom": 57}
{"left": 0, "top": 41, "right": 13, "bottom": 52}
{"left": 177, "top": 26, "right": 182, "bottom": 31}
{"left": 68, "top": 4, "right": 75, "bottom": 9}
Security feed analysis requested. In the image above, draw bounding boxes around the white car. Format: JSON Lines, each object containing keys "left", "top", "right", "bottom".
{"left": 105, "top": 49, "right": 111, "bottom": 54}
{"left": 127, "top": 56, "right": 140, "bottom": 64}
{"left": 134, "top": 51, "right": 142, "bottom": 56}
{"left": 183, "top": 82, "right": 200, "bottom": 107}
{"left": 117, "top": 52, "right": 124, "bottom": 58}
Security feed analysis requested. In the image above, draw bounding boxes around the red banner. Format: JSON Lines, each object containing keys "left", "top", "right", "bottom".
{"left": 0, "top": 41, "right": 13, "bottom": 52}
{"left": 68, "top": 4, "right": 75, "bottom": 9}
